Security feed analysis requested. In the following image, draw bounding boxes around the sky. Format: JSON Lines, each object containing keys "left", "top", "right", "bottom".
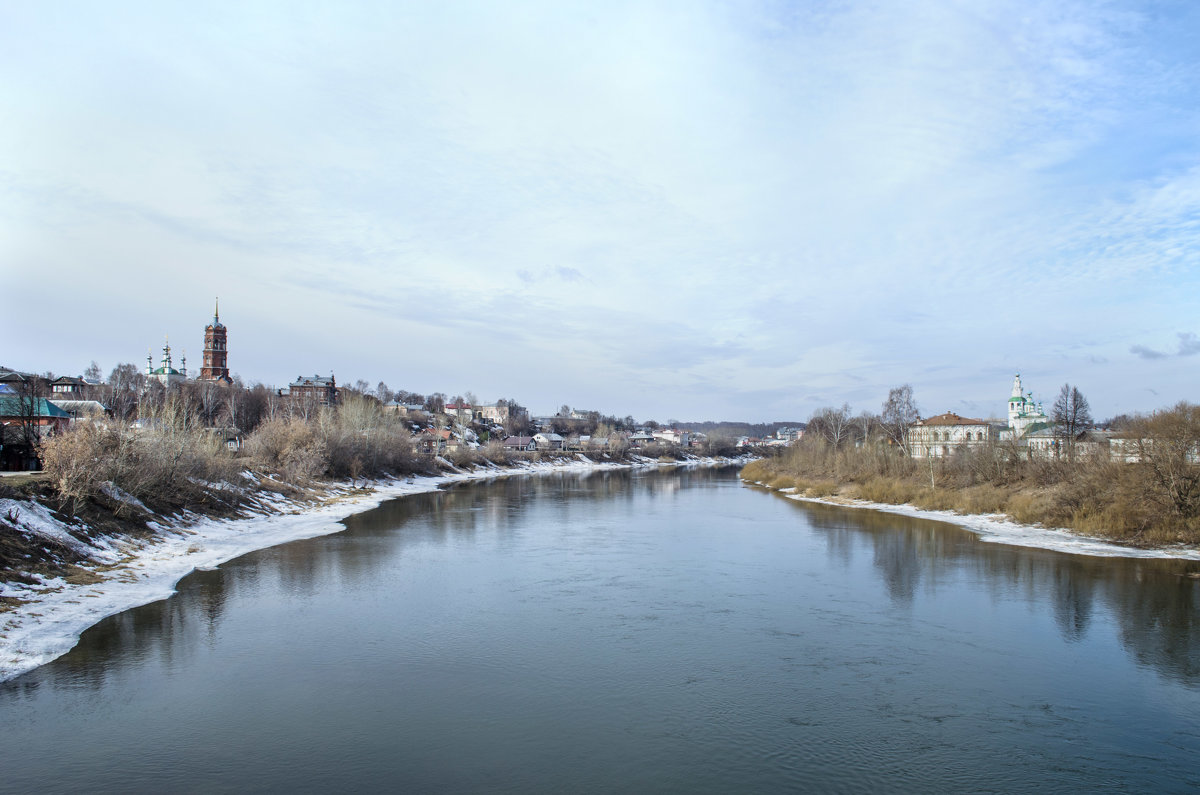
{"left": 2, "top": 1, "right": 1198, "bottom": 423}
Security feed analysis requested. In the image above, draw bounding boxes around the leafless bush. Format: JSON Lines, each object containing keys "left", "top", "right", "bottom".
{"left": 41, "top": 397, "right": 240, "bottom": 515}
{"left": 481, "top": 440, "right": 511, "bottom": 465}
{"left": 246, "top": 417, "right": 328, "bottom": 482}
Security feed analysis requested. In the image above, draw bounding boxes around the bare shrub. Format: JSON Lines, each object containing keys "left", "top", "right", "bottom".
{"left": 246, "top": 417, "right": 327, "bottom": 482}
{"left": 481, "top": 440, "right": 511, "bottom": 465}
{"left": 448, "top": 446, "right": 481, "bottom": 467}
{"left": 41, "top": 397, "right": 240, "bottom": 515}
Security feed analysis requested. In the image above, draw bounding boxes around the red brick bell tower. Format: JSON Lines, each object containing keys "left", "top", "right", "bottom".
{"left": 199, "top": 298, "right": 232, "bottom": 383}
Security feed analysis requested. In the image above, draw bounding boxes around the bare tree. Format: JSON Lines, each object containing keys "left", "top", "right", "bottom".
{"left": 107, "top": 363, "right": 146, "bottom": 422}
{"left": 881, "top": 384, "right": 920, "bottom": 456}
{"left": 83, "top": 361, "right": 103, "bottom": 400}
{"left": 854, "top": 411, "right": 881, "bottom": 444}
{"left": 3, "top": 373, "right": 49, "bottom": 464}
{"left": 1130, "top": 402, "right": 1200, "bottom": 520}
{"left": 500, "top": 398, "right": 531, "bottom": 435}
{"left": 1052, "top": 383, "right": 1092, "bottom": 462}
{"left": 810, "top": 404, "right": 853, "bottom": 449}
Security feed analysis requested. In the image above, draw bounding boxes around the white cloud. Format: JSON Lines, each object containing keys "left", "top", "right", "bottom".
{"left": 1, "top": 1, "right": 1198, "bottom": 421}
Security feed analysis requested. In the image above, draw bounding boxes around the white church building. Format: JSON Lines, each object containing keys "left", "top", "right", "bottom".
{"left": 908, "top": 374, "right": 1051, "bottom": 459}
{"left": 1001, "top": 373, "right": 1050, "bottom": 440}
{"left": 146, "top": 338, "right": 187, "bottom": 388}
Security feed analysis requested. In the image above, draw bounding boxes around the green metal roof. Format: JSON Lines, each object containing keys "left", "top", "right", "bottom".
{"left": 0, "top": 396, "right": 72, "bottom": 419}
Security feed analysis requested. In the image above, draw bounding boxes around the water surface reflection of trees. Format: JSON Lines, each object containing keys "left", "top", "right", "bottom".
{"left": 3, "top": 468, "right": 733, "bottom": 694}
{"left": 782, "top": 494, "right": 1200, "bottom": 686}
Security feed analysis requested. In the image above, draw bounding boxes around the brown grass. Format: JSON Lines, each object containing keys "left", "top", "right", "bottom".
{"left": 742, "top": 428, "right": 1200, "bottom": 546}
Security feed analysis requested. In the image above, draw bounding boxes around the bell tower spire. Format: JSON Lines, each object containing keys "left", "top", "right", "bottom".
{"left": 200, "top": 300, "right": 232, "bottom": 383}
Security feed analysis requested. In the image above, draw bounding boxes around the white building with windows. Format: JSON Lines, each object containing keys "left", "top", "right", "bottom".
{"left": 908, "top": 412, "right": 998, "bottom": 459}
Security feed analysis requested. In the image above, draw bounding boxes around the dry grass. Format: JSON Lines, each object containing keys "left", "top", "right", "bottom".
{"left": 742, "top": 428, "right": 1200, "bottom": 545}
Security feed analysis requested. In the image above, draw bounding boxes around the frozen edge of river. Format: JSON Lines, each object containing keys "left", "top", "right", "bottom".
{"left": 751, "top": 482, "right": 1200, "bottom": 562}
{"left": 0, "top": 457, "right": 737, "bottom": 683}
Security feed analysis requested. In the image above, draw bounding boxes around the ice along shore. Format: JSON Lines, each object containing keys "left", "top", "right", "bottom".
{"left": 744, "top": 478, "right": 1200, "bottom": 562}
{"left": 0, "top": 457, "right": 743, "bottom": 683}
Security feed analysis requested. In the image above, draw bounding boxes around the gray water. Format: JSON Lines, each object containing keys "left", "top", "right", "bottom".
{"left": 1, "top": 467, "right": 1198, "bottom": 793}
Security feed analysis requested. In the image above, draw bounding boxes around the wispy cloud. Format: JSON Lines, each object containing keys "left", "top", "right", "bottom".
{"left": 2, "top": 1, "right": 1198, "bottom": 420}
{"left": 1130, "top": 331, "right": 1200, "bottom": 361}
{"left": 1131, "top": 345, "right": 1168, "bottom": 360}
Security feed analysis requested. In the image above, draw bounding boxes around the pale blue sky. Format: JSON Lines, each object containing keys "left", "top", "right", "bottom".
{"left": 2, "top": 1, "right": 1197, "bottom": 422}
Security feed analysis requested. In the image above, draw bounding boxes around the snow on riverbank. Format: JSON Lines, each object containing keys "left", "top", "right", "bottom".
{"left": 760, "top": 485, "right": 1200, "bottom": 561}
{"left": 0, "top": 457, "right": 738, "bottom": 683}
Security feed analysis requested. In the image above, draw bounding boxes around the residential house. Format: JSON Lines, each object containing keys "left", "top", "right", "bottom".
{"left": 776, "top": 427, "right": 804, "bottom": 442}
{"left": 533, "top": 432, "right": 564, "bottom": 451}
{"left": 503, "top": 435, "right": 537, "bottom": 451}
{"left": 0, "top": 395, "right": 71, "bottom": 470}
{"left": 416, "top": 428, "right": 459, "bottom": 455}
{"left": 479, "top": 403, "right": 527, "bottom": 425}
{"left": 49, "top": 376, "right": 86, "bottom": 399}
{"left": 383, "top": 401, "right": 426, "bottom": 418}
{"left": 653, "top": 429, "right": 690, "bottom": 446}
{"left": 444, "top": 403, "right": 476, "bottom": 425}
{"left": 48, "top": 400, "right": 107, "bottom": 422}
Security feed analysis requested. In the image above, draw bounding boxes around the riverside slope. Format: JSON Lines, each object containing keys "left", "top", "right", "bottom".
{"left": 745, "top": 479, "right": 1200, "bottom": 561}
{"left": 0, "top": 457, "right": 743, "bottom": 683}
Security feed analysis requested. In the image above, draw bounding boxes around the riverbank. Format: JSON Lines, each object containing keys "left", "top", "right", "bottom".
{"left": 743, "top": 477, "right": 1200, "bottom": 561}
{"left": 0, "top": 455, "right": 746, "bottom": 682}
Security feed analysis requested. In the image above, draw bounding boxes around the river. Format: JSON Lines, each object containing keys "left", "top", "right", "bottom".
{"left": 1, "top": 467, "right": 1198, "bottom": 792}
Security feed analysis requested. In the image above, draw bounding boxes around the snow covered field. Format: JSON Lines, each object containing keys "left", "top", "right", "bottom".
{"left": 0, "top": 457, "right": 686, "bottom": 683}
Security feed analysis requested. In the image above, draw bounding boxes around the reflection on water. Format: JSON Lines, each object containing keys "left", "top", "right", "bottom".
{"left": 787, "top": 495, "right": 1200, "bottom": 685}
{"left": 1, "top": 467, "right": 1198, "bottom": 793}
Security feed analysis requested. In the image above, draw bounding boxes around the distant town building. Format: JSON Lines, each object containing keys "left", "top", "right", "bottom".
{"left": 1002, "top": 373, "right": 1049, "bottom": 440}
{"left": 907, "top": 374, "right": 1060, "bottom": 459}
{"left": 533, "top": 432, "right": 564, "bottom": 451}
{"left": 908, "top": 412, "right": 998, "bottom": 459}
{"left": 503, "top": 435, "right": 537, "bottom": 451}
{"left": 146, "top": 338, "right": 187, "bottom": 387}
{"left": 286, "top": 374, "right": 339, "bottom": 407}
{"left": 49, "top": 376, "right": 86, "bottom": 399}
{"left": 198, "top": 299, "right": 232, "bottom": 383}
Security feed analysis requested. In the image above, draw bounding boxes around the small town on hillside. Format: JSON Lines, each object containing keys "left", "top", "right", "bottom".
{"left": 0, "top": 303, "right": 800, "bottom": 472}
{"left": 0, "top": 302, "right": 1168, "bottom": 472}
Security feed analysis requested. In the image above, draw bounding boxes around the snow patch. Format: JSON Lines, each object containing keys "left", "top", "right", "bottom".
{"left": 99, "top": 482, "right": 150, "bottom": 513}
{"left": 0, "top": 498, "right": 102, "bottom": 559}
{"left": 780, "top": 493, "right": 1200, "bottom": 561}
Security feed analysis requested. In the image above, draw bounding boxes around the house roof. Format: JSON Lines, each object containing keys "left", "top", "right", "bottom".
{"left": 48, "top": 399, "right": 107, "bottom": 415}
{"left": 291, "top": 374, "right": 335, "bottom": 387}
{"left": 915, "top": 412, "right": 990, "bottom": 427}
{"left": 0, "top": 396, "right": 71, "bottom": 419}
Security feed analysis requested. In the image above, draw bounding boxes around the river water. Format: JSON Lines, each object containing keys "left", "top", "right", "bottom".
{"left": 1, "top": 467, "right": 1198, "bottom": 793}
